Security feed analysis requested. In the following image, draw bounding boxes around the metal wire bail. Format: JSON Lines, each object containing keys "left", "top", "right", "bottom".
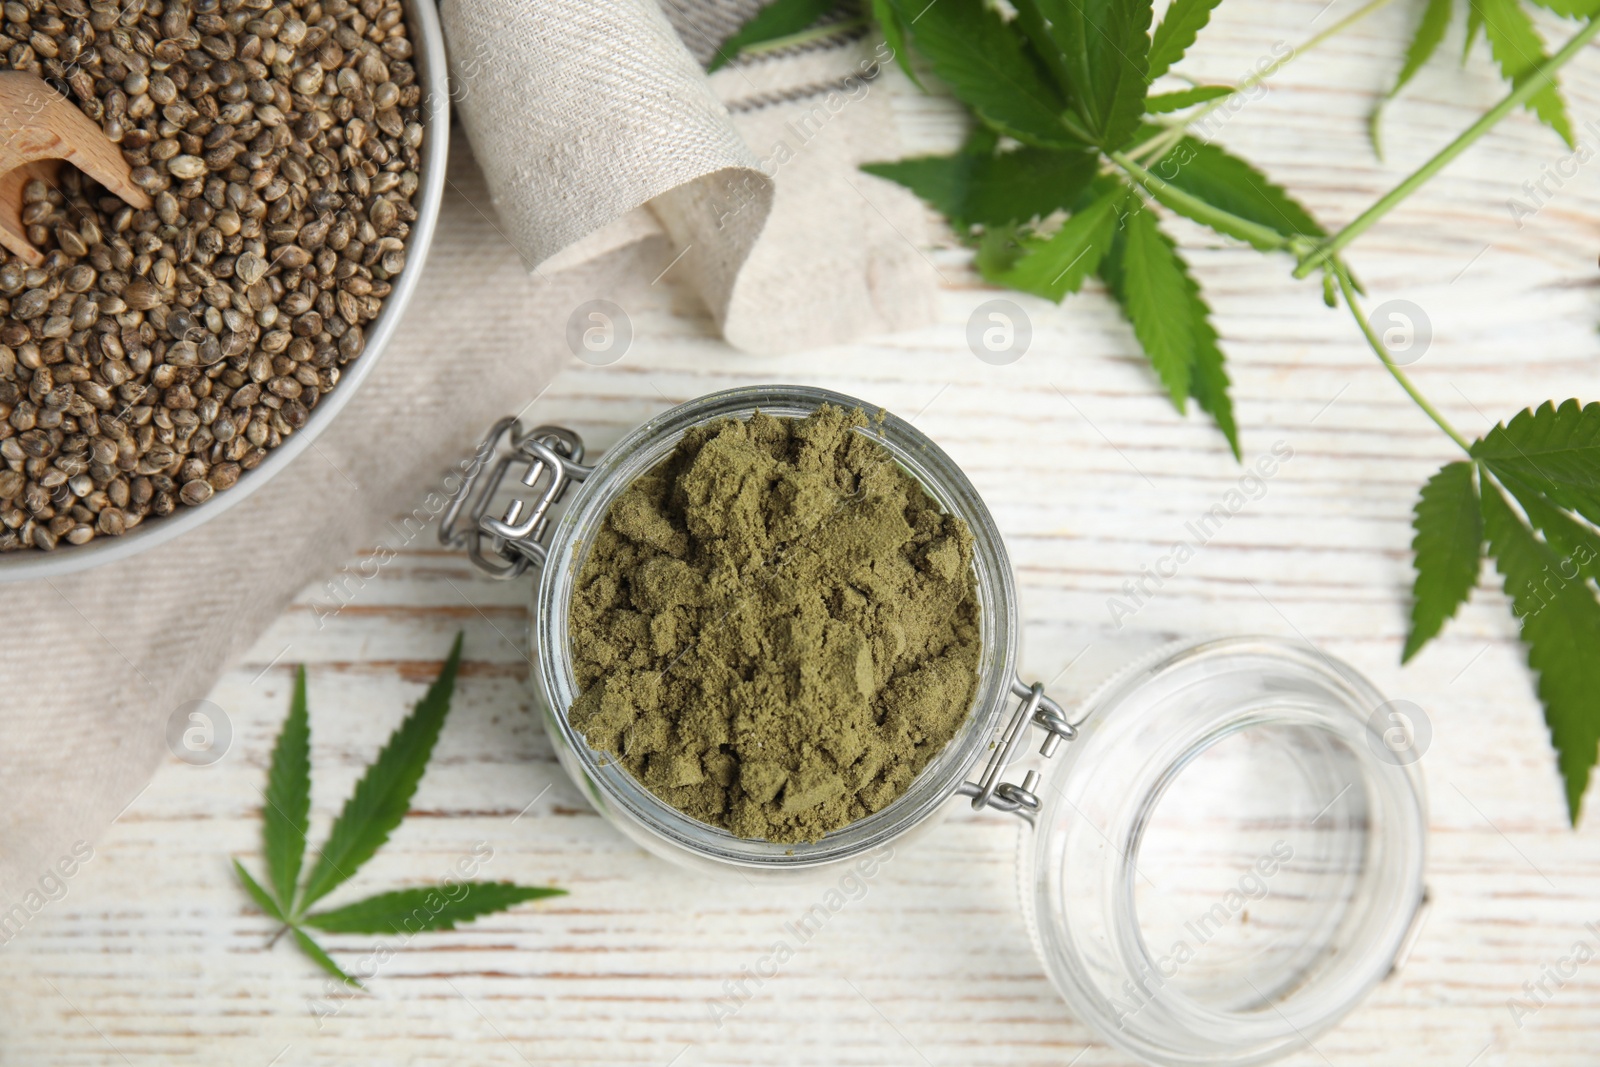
{"left": 439, "top": 417, "right": 593, "bottom": 579}
{"left": 957, "top": 677, "right": 1077, "bottom": 821}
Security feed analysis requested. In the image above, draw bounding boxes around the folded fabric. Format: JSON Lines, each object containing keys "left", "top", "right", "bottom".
{"left": 442, "top": 0, "right": 935, "bottom": 352}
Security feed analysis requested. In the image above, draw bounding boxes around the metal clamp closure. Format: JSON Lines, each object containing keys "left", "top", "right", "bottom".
{"left": 439, "top": 417, "right": 593, "bottom": 580}
{"left": 957, "top": 677, "right": 1076, "bottom": 821}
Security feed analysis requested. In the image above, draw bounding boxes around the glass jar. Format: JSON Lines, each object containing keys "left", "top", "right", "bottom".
{"left": 442, "top": 384, "right": 1429, "bottom": 1067}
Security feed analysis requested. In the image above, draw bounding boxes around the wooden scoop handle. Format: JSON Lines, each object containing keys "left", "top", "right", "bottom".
{"left": 0, "top": 71, "right": 153, "bottom": 267}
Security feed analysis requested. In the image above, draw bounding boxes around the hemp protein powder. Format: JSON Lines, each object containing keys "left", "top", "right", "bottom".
{"left": 567, "top": 405, "right": 981, "bottom": 844}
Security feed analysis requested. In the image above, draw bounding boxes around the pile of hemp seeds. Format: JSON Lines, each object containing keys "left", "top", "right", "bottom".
{"left": 0, "top": 0, "right": 424, "bottom": 552}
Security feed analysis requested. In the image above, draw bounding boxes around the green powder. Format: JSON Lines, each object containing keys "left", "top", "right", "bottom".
{"left": 567, "top": 404, "right": 981, "bottom": 844}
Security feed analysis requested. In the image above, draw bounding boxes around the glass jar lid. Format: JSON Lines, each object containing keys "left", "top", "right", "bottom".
{"left": 1024, "top": 637, "right": 1428, "bottom": 1066}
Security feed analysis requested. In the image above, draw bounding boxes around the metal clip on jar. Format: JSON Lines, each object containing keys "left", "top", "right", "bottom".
{"left": 443, "top": 385, "right": 1429, "bottom": 1067}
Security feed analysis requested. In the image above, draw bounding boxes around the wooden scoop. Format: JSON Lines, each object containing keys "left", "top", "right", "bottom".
{"left": 0, "top": 71, "right": 152, "bottom": 267}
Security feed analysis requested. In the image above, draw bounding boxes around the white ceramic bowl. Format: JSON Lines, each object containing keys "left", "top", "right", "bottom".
{"left": 0, "top": 0, "right": 449, "bottom": 581}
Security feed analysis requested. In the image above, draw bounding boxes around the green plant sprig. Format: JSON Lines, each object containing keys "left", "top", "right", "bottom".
{"left": 713, "top": 0, "right": 1600, "bottom": 822}
{"left": 1131, "top": 0, "right": 1400, "bottom": 167}
{"left": 234, "top": 635, "right": 564, "bottom": 985}
{"left": 1300, "top": 9, "right": 1600, "bottom": 277}
{"left": 1333, "top": 266, "right": 1600, "bottom": 821}
{"left": 1373, "top": 0, "right": 1600, "bottom": 158}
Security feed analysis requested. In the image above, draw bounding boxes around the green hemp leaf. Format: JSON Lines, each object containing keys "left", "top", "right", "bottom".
{"left": 1010, "top": 0, "right": 1153, "bottom": 148}
{"left": 1373, "top": 0, "right": 1588, "bottom": 155}
{"left": 716, "top": 0, "right": 1600, "bottom": 823}
{"left": 860, "top": 0, "right": 1299, "bottom": 450}
{"left": 1148, "top": 0, "right": 1227, "bottom": 81}
{"left": 862, "top": 130, "right": 1098, "bottom": 230}
{"left": 1403, "top": 461, "right": 1483, "bottom": 662}
{"left": 1405, "top": 403, "right": 1600, "bottom": 823}
{"left": 707, "top": 0, "right": 845, "bottom": 71}
{"left": 886, "top": 0, "right": 1088, "bottom": 148}
{"left": 1098, "top": 193, "right": 1241, "bottom": 457}
{"left": 233, "top": 634, "right": 565, "bottom": 985}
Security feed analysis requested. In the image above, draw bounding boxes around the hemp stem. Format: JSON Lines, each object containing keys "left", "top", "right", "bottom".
{"left": 1110, "top": 150, "right": 1297, "bottom": 253}
{"left": 1334, "top": 265, "right": 1472, "bottom": 453}
{"left": 1127, "top": 0, "right": 1399, "bottom": 165}
{"left": 1297, "top": 15, "right": 1600, "bottom": 278}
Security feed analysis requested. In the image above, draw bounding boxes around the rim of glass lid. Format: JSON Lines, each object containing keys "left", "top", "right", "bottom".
{"left": 0, "top": 0, "right": 451, "bottom": 581}
{"left": 1027, "top": 636, "right": 1427, "bottom": 1067}
{"left": 535, "top": 384, "right": 1018, "bottom": 868}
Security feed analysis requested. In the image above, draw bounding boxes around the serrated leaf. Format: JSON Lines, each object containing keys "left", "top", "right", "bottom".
{"left": 1146, "top": 85, "right": 1233, "bottom": 113}
{"left": 1099, "top": 200, "right": 1193, "bottom": 408}
{"left": 263, "top": 665, "right": 311, "bottom": 914}
{"left": 1465, "top": 0, "right": 1485, "bottom": 59}
{"left": 1007, "top": 0, "right": 1075, "bottom": 98}
{"left": 1403, "top": 461, "right": 1483, "bottom": 662}
{"left": 1014, "top": 0, "right": 1154, "bottom": 148}
{"left": 708, "top": 0, "right": 841, "bottom": 71}
{"left": 965, "top": 148, "right": 1098, "bottom": 226}
{"left": 861, "top": 155, "right": 971, "bottom": 220}
{"left": 1151, "top": 136, "right": 1327, "bottom": 238}
{"left": 304, "top": 883, "right": 567, "bottom": 935}
{"left": 1098, "top": 201, "right": 1239, "bottom": 449}
{"left": 1499, "top": 471, "right": 1600, "bottom": 585}
{"left": 1148, "top": 0, "right": 1226, "bottom": 81}
{"left": 1186, "top": 297, "right": 1240, "bottom": 459}
{"left": 1475, "top": 0, "right": 1575, "bottom": 145}
{"left": 234, "top": 859, "right": 285, "bottom": 922}
{"left": 869, "top": 0, "right": 921, "bottom": 87}
{"left": 1481, "top": 479, "right": 1600, "bottom": 823}
{"left": 1392, "top": 0, "right": 1454, "bottom": 96}
{"left": 863, "top": 145, "right": 1097, "bottom": 229}
{"left": 300, "top": 635, "right": 464, "bottom": 909}
{"left": 889, "top": 0, "right": 1082, "bottom": 148}
{"left": 984, "top": 184, "right": 1124, "bottom": 300}
{"left": 1373, "top": 0, "right": 1453, "bottom": 158}
{"left": 1472, "top": 400, "right": 1600, "bottom": 526}
{"left": 293, "top": 927, "right": 361, "bottom": 987}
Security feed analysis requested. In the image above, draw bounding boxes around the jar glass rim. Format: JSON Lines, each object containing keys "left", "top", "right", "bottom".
{"left": 534, "top": 384, "right": 1019, "bottom": 868}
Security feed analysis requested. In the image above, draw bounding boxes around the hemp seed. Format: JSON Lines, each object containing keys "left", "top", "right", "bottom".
{"left": 0, "top": 0, "right": 424, "bottom": 552}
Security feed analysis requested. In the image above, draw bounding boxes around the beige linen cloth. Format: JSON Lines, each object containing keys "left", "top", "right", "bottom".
{"left": 0, "top": 0, "right": 933, "bottom": 909}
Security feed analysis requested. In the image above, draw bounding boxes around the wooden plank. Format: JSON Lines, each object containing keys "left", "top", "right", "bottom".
{"left": 4, "top": 2, "right": 1600, "bottom": 1063}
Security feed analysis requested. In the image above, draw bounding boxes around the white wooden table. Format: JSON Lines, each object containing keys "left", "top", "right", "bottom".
{"left": 5, "top": 1, "right": 1600, "bottom": 1063}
